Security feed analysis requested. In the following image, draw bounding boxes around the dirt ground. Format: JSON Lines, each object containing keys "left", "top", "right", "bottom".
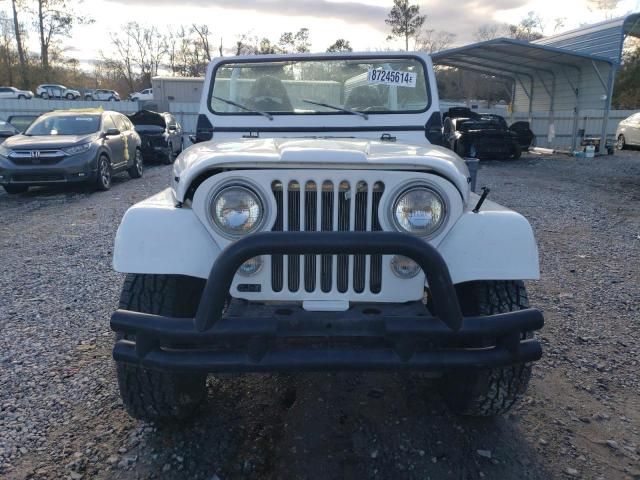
{"left": 1, "top": 151, "right": 639, "bottom": 480}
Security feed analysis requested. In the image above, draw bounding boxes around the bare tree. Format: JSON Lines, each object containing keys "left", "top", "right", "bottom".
{"left": 235, "top": 32, "right": 257, "bottom": 55}
{"left": 0, "top": 12, "right": 18, "bottom": 85}
{"left": 416, "top": 28, "right": 455, "bottom": 53}
{"left": 9, "top": 0, "right": 28, "bottom": 84}
{"left": 587, "top": 0, "right": 622, "bottom": 19}
{"left": 506, "top": 11, "right": 544, "bottom": 41}
{"left": 474, "top": 24, "right": 501, "bottom": 42}
{"left": 385, "top": 0, "right": 426, "bottom": 51}
{"left": 33, "top": 0, "right": 92, "bottom": 71}
{"left": 192, "top": 24, "right": 212, "bottom": 62}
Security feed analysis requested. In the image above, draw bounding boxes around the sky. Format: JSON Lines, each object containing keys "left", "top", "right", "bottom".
{"left": 7, "top": 0, "right": 640, "bottom": 66}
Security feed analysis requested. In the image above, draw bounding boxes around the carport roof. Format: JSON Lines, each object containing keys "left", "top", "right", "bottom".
{"left": 430, "top": 38, "right": 614, "bottom": 78}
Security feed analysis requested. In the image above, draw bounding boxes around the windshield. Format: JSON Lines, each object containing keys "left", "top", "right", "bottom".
{"left": 210, "top": 56, "right": 430, "bottom": 116}
{"left": 26, "top": 114, "right": 101, "bottom": 136}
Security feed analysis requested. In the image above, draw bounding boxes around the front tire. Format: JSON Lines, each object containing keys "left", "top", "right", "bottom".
{"left": 66, "top": 93, "right": 75, "bottom": 100}
{"left": 116, "top": 274, "right": 207, "bottom": 422}
{"left": 127, "top": 149, "right": 143, "bottom": 179}
{"left": 96, "top": 155, "right": 112, "bottom": 191}
{"left": 41, "top": 92, "right": 49, "bottom": 99}
{"left": 162, "top": 143, "right": 174, "bottom": 164}
{"left": 438, "top": 280, "right": 533, "bottom": 416}
{"left": 617, "top": 134, "right": 626, "bottom": 150}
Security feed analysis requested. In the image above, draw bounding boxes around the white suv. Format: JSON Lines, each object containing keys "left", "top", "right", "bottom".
{"left": 0, "top": 86, "right": 34, "bottom": 99}
{"left": 85, "top": 89, "right": 120, "bottom": 101}
{"left": 36, "top": 84, "right": 81, "bottom": 100}
{"left": 110, "top": 52, "right": 544, "bottom": 422}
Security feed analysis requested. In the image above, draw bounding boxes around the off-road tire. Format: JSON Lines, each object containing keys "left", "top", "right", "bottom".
{"left": 3, "top": 185, "right": 29, "bottom": 194}
{"left": 127, "top": 149, "right": 143, "bottom": 179}
{"left": 66, "top": 93, "right": 75, "bottom": 100}
{"left": 116, "top": 274, "right": 207, "bottom": 422}
{"left": 438, "top": 280, "right": 533, "bottom": 416}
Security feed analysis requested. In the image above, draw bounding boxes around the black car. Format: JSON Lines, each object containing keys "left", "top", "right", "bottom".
{"left": 0, "top": 110, "right": 143, "bottom": 194}
{"left": 0, "top": 120, "right": 19, "bottom": 143}
{"left": 443, "top": 108, "right": 521, "bottom": 160}
{"left": 128, "top": 110, "right": 183, "bottom": 164}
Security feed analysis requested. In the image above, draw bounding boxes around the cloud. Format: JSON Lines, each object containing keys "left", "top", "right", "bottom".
{"left": 106, "top": 0, "right": 389, "bottom": 28}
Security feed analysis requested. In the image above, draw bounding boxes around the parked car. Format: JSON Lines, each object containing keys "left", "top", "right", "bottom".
{"left": 616, "top": 112, "right": 640, "bottom": 149}
{"left": 110, "top": 52, "right": 544, "bottom": 423}
{"left": 127, "top": 110, "right": 183, "bottom": 164}
{"left": 443, "top": 107, "right": 521, "bottom": 159}
{"left": 7, "top": 114, "right": 41, "bottom": 133}
{"left": 129, "top": 88, "right": 153, "bottom": 101}
{"left": 85, "top": 89, "right": 121, "bottom": 102}
{"left": 0, "top": 109, "right": 143, "bottom": 194}
{"left": 36, "top": 84, "right": 81, "bottom": 100}
{"left": 0, "top": 120, "right": 19, "bottom": 143}
{"left": 0, "top": 86, "right": 34, "bottom": 99}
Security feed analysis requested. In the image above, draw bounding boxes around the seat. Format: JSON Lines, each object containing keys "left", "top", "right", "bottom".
{"left": 246, "top": 76, "right": 293, "bottom": 111}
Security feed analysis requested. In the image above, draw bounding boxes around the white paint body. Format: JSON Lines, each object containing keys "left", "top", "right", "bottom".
{"left": 113, "top": 52, "right": 540, "bottom": 308}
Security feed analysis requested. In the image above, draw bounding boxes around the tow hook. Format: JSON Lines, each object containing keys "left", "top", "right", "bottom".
{"left": 473, "top": 187, "right": 490, "bottom": 213}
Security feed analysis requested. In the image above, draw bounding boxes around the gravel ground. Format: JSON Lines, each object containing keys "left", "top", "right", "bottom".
{"left": 1, "top": 151, "right": 639, "bottom": 480}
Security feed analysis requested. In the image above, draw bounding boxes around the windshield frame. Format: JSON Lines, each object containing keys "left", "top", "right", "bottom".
{"left": 207, "top": 53, "right": 432, "bottom": 118}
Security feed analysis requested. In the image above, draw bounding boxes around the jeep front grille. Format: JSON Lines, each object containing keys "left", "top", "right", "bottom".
{"left": 271, "top": 179, "right": 385, "bottom": 294}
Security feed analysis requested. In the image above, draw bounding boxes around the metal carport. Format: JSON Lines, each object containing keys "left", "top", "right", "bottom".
{"left": 431, "top": 38, "right": 616, "bottom": 152}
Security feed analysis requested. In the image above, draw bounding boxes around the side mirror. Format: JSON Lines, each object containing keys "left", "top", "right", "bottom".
{"left": 103, "top": 128, "right": 120, "bottom": 137}
{"left": 188, "top": 135, "right": 196, "bottom": 144}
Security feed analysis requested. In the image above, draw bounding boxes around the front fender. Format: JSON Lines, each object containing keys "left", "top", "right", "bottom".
{"left": 113, "top": 190, "right": 540, "bottom": 285}
{"left": 439, "top": 197, "right": 540, "bottom": 284}
{"left": 113, "top": 188, "right": 218, "bottom": 278}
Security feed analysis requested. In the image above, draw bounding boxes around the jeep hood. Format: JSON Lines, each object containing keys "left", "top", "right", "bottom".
{"left": 173, "top": 138, "right": 470, "bottom": 203}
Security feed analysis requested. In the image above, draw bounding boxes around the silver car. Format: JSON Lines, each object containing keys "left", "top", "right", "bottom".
{"left": 616, "top": 112, "right": 640, "bottom": 149}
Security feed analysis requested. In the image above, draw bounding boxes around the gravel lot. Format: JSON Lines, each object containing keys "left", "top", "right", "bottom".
{"left": 1, "top": 151, "right": 639, "bottom": 480}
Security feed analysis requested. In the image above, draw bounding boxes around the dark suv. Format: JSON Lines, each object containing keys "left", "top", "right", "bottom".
{"left": 0, "top": 110, "right": 143, "bottom": 194}
{"left": 128, "top": 110, "right": 183, "bottom": 164}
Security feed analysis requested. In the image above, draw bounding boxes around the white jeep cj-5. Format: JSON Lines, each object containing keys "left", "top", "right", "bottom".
{"left": 110, "top": 52, "right": 544, "bottom": 422}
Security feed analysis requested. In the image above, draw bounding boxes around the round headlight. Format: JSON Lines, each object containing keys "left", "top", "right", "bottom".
{"left": 392, "top": 187, "right": 446, "bottom": 236}
{"left": 238, "top": 256, "right": 263, "bottom": 276}
{"left": 211, "top": 185, "right": 264, "bottom": 237}
{"left": 390, "top": 255, "right": 421, "bottom": 279}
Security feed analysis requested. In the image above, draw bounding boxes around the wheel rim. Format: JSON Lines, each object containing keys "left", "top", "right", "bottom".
{"left": 100, "top": 158, "right": 111, "bottom": 187}
{"left": 136, "top": 151, "right": 143, "bottom": 175}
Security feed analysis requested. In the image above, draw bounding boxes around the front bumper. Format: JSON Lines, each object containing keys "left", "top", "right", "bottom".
{"left": 0, "top": 150, "right": 98, "bottom": 186}
{"left": 111, "top": 232, "right": 544, "bottom": 373}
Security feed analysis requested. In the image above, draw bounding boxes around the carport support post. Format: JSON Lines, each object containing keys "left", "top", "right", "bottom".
{"left": 599, "top": 66, "right": 615, "bottom": 155}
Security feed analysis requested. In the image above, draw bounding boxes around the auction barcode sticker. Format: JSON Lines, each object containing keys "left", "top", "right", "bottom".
{"left": 367, "top": 69, "right": 417, "bottom": 87}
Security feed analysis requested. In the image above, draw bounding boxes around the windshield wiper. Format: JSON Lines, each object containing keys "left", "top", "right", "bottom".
{"left": 212, "top": 95, "right": 273, "bottom": 121}
{"left": 302, "top": 99, "right": 368, "bottom": 120}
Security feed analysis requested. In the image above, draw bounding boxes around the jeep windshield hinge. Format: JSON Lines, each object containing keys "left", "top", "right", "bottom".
{"left": 380, "top": 133, "right": 397, "bottom": 142}
{"left": 243, "top": 131, "right": 260, "bottom": 138}
{"left": 473, "top": 187, "right": 490, "bottom": 213}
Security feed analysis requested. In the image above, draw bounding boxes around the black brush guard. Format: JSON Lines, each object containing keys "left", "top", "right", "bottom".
{"left": 111, "top": 232, "right": 544, "bottom": 372}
